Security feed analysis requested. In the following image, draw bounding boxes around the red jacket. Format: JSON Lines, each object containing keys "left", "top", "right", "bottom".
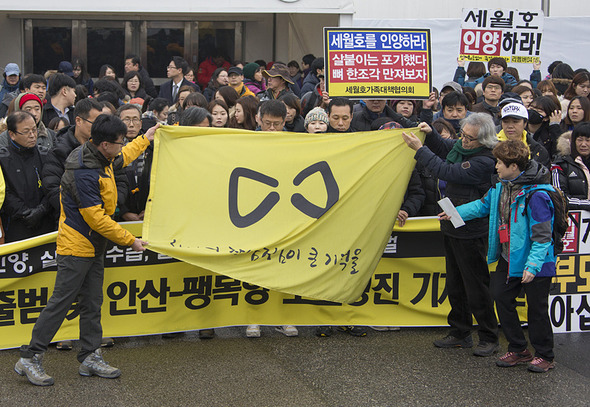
{"left": 197, "top": 57, "right": 230, "bottom": 89}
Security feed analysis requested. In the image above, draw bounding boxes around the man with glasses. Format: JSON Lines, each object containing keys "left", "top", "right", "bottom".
{"left": 158, "top": 56, "right": 200, "bottom": 104}
{"left": 402, "top": 113, "right": 500, "bottom": 357}
{"left": 42, "top": 98, "right": 103, "bottom": 218}
{"left": 116, "top": 104, "right": 146, "bottom": 221}
{"left": 471, "top": 76, "right": 506, "bottom": 125}
{"left": 15, "top": 115, "right": 157, "bottom": 386}
{"left": 0, "top": 111, "right": 54, "bottom": 242}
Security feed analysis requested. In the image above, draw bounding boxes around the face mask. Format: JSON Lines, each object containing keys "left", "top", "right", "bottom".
{"left": 527, "top": 109, "right": 545, "bottom": 125}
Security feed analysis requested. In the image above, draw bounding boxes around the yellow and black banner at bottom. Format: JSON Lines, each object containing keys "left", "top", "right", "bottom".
{"left": 0, "top": 219, "right": 588, "bottom": 350}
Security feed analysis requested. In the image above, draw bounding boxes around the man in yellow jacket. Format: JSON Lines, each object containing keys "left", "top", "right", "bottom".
{"left": 15, "top": 115, "right": 158, "bottom": 386}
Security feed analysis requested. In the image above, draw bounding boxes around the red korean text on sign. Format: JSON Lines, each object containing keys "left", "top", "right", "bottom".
{"left": 460, "top": 29, "right": 502, "bottom": 56}
{"left": 329, "top": 51, "right": 428, "bottom": 84}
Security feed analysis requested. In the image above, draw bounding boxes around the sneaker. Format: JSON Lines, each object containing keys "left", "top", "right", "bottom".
{"left": 275, "top": 325, "right": 298, "bottom": 337}
{"left": 473, "top": 341, "right": 500, "bottom": 357}
{"left": 496, "top": 349, "right": 533, "bottom": 367}
{"left": 433, "top": 334, "right": 473, "bottom": 348}
{"left": 79, "top": 349, "right": 121, "bottom": 379}
{"left": 338, "top": 326, "right": 368, "bottom": 337}
{"left": 315, "top": 326, "right": 334, "bottom": 337}
{"left": 14, "top": 353, "right": 54, "bottom": 386}
{"left": 198, "top": 329, "right": 215, "bottom": 339}
{"left": 246, "top": 325, "right": 261, "bottom": 338}
{"left": 527, "top": 356, "right": 556, "bottom": 373}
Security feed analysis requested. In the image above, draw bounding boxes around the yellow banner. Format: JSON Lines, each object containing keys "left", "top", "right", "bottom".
{"left": 0, "top": 220, "right": 539, "bottom": 350}
{"left": 143, "top": 126, "right": 423, "bottom": 304}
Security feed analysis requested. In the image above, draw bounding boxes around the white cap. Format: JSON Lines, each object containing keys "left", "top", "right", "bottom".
{"left": 501, "top": 102, "right": 528, "bottom": 120}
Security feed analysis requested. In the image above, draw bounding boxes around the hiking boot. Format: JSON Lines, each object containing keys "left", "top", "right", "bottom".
{"left": 433, "top": 334, "right": 473, "bottom": 348}
{"left": 246, "top": 325, "right": 261, "bottom": 338}
{"left": 14, "top": 353, "right": 54, "bottom": 386}
{"left": 527, "top": 356, "right": 556, "bottom": 373}
{"left": 496, "top": 349, "right": 533, "bottom": 367}
{"left": 275, "top": 325, "right": 299, "bottom": 337}
{"left": 79, "top": 349, "right": 121, "bottom": 379}
{"left": 198, "top": 329, "right": 215, "bottom": 339}
{"left": 315, "top": 326, "right": 334, "bottom": 337}
{"left": 338, "top": 326, "right": 368, "bottom": 337}
{"left": 473, "top": 341, "right": 500, "bottom": 357}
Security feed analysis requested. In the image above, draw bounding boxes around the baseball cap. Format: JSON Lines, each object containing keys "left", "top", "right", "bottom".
{"left": 228, "top": 67, "right": 243, "bottom": 76}
{"left": 501, "top": 102, "right": 529, "bottom": 120}
{"left": 4, "top": 63, "right": 20, "bottom": 76}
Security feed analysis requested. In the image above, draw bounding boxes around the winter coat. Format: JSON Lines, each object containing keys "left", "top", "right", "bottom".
{"left": 414, "top": 128, "right": 496, "bottom": 239}
{"left": 244, "top": 79, "right": 266, "bottom": 95}
{"left": 0, "top": 122, "right": 56, "bottom": 156}
{"left": 400, "top": 169, "right": 426, "bottom": 216}
{"left": 285, "top": 115, "right": 305, "bottom": 133}
{"left": 300, "top": 72, "right": 320, "bottom": 96}
{"left": 457, "top": 160, "right": 556, "bottom": 278}
{"left": 257, "top": 88, "right": 295, "bottom": 102}
{"left": 57, "top": 135, "right": 150, "bottom": 257}
{"left": 0, "top": 140, "right": 54, "bottom": 241}
{"left": 530, "top": 121, "right": 562, "bottom": 160}
{"left": 41, "top": 126, "right": 81, "bottom": 214}
{"left": 453, "top": 69, "right": 518, "bottom": 88}
{"left": 351, "top": 105, "right": 426, "bottom": 132}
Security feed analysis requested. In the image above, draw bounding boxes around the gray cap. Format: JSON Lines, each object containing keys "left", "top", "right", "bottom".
{"left": 440, "top": 81, "right": 462, "bottom": 94}
{"left": 4, "top": 63, "right": 20, "bottom": 76}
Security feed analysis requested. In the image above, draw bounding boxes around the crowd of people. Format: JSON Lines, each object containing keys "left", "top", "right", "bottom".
{"left": 2, "top": 51, "right": 584, "bottom": 386}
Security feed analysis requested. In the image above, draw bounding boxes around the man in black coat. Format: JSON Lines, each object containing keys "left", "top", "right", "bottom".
{"left": 158, "top": 56, "right": 200, "bottom": 104}
{"left": 402, "top": 113, "right": 500, "bottom": 357}
{"left": 0, "top": 112, "right": 54, "bottom": 242}
{"left": 41, "top": 98, "right": 103, "bottom": 217}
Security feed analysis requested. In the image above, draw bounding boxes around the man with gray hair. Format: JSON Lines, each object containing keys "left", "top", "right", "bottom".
{"left": 402, "top": 113, "right": 500, "bottom": 357}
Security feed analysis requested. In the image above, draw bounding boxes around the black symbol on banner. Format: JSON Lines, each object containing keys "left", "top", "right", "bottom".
{"left": 228, "top": 161, "right": 340, "bottom": 228}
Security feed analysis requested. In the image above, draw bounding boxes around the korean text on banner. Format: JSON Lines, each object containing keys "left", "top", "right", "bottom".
{"left": 459, "top": 8, "right": 544, "bottom": 64}
{"left": 142, "top": 126, "right": 423, "bottom": 304}
{"left": 323, "top": 28, "right": 432, "bottom": 99}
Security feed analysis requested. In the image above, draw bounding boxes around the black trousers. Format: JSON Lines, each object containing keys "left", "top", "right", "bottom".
{"left": 444, "top": 235, "right": 499, "bottom": 343}
{"left": 20, "top": 254, "right": 105, "bottom": 363}
{"left": 491, "top": 257, "right": 554, "bottom": 361}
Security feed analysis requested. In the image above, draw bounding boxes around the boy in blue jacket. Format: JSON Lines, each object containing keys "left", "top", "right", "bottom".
{"left": 441, "top": 139, "right": 556, "bottom": 372}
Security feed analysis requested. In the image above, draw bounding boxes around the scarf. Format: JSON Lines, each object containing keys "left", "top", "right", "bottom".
{"left": 446, "top": 139, "right": 486, "bottom": 163}
{"left": 497, "top": 129, "right": 531, "bottom": 158}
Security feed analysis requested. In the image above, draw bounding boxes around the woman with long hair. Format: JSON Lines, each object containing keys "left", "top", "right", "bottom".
{"left": 72, "top": 58, "right": 94, "bottom": 95}
{"left": 208, "top": 99, "right": 229, "bottom": 128}
{"left": 203, "top": 68, "right": 229, "bottom": 102}
{"left": 562, "top": 95, "right": 590, "bottom": 132}
{"left": 229, "top": 95, "right": 259, "bottom": 130}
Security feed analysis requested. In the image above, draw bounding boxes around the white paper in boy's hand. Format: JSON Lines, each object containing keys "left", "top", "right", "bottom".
{"left": 437, "top": 197, "right": 465, "bottom": 228}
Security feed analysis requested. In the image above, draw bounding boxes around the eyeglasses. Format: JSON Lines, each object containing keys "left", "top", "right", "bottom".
{"left": 78, "top": 116, "right": 94, "bottom": 125}
{"left": 460, "top": 130, "right": 478, "bottom": 142}
{"left": 167, "top": 65, "right": 179, "bottom": 70}
{"left": 121, "top": 117, "right": 141, "bottom": 125}
{"left": 110, "top": 140, "right": 126, "bottom": 146}
{"left": 14, "top": 127, "right": 38, "bottom": 136}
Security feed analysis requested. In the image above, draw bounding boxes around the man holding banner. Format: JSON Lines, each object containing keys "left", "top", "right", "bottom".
{"left": 14, "top": 116, "right": 156, "bottom": 386}
{"left": 402, "top": 114, "right": 500, "bottom": 357}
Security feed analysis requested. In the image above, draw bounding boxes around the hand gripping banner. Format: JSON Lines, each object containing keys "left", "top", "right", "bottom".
{"left": 143, "top": 126, "right": 423, "bottom": 304}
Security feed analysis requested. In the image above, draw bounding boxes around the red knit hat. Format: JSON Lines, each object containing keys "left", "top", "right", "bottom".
{"left": 18, "top": 93, "right": 42, "bottom": 109}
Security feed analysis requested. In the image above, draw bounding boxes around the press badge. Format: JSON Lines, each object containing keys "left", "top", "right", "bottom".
{"left": 498, "top": 224, "right": 509, "bottom": 243}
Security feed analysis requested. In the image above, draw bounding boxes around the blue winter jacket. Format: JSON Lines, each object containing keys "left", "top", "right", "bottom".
{"left": 456, "top": 160, "right": 556, "bottom": 278}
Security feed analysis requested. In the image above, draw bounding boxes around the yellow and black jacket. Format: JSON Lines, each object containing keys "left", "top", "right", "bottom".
{"left": 57, "top": 135, "right": 150, "bottom": 257}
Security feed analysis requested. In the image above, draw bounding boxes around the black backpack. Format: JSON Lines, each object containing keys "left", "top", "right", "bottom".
{"left": 523, "top": 188, "right": 569, "bottom": 255}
